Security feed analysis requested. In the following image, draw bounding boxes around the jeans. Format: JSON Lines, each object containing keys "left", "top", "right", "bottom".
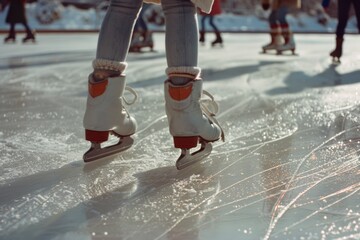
{"left": 95, "top": 0, "right": 198, "bottom": 73}
{"left": 336, "top": 0, "right": 360, "bottom": 38}
{"left": 200, "top": 15, "right": 220, "bottom": 33}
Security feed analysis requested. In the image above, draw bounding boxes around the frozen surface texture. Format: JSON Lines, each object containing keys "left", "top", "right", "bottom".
{"left": 0, "top": 33, "right": 359, "bottom": 240}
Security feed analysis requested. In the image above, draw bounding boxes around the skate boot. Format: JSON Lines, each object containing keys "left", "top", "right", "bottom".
{"left": 262, "top": 25, "right": 282, "bottom": 53}
{"left": 22, "top": 31, "right": 36, "bottom": 43}
{"left": 276, "top": 34, "right": 296, "bottom": 55}
{"left": 211, "top": 31, "right": 223, "bottom": 47}
{"left": 129, "top": 32, "right": 143, "bottom": 52}
{"left": 142, "top": 31, "right": 154, "bottom": 51}
{"left": 276, "top": 25, "right": 296, "bottom": 55}
{"left": 83, "top": 60, "right": 137, "bottom": 162}
{"left": 199, "top": 31, "right": 205, "bottom": 45}
{"left": 330, "top": 37, "right": 343, "bottom": 63}
{"left": 165, "top": 67, "right": 225, "bottom": 170}
{"left": 4, "top": 34, "right": 16, "bottom": 43}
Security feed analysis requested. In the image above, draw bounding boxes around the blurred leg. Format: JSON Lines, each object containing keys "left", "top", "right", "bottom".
{"left": 352, "top": 0, "right": 360, "bottom": 33}
{"left": 336, "top": 0, "right": 351, "bottom": 38}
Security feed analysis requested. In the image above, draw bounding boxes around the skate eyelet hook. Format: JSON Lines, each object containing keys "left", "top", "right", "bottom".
{"left": 123, "top": 86, "right": 138, "bottom": 105}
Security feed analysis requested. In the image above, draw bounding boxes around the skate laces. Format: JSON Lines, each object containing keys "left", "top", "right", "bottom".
{"left": 200, "top": 90, "right": 225, "bottom": 141}
{"left": 123, "top": 86, "right": 138, "bottom": 106}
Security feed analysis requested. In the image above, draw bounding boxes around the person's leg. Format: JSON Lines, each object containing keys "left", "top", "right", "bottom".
{"left": 262, "top": 10, "right": 281, "bottom": 51}
{"left": 277, "top": 6, "right": 292, "bottom": 44}
{"left": 4, "top": 23, "right": 16, "bottom": 42}
{"left": 83, "top": 0, "right": 142, "bottom": 159}
{"left": 336, "top": 0, "right": 351, "bottom": 39}
{"left": 351, "top": 0, "right": 360, "bottom": 33}
{"left": 95, "top": 0, "right": 143, "bottom": 67}
{"left": 22, "top": 21, "right": 35, "bottom": 42}
{"left": 162, "top": 0, "right": 199, "bottom": 85}
{"left": 209, "top": 15, "right": 222, "bottom": 46}
{"left": 199, "top": 15, "right": 207, "bottom": 43}
{"left": 161, "top": 0, "right": 223, "bottom": 156}
{"left": 330, "top": 0, "right": 351, "bottom": 60}
{"left": 276, "top": 6, "right": 296, "bottom": 53}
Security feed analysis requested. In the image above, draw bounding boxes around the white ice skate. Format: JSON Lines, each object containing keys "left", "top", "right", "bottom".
{"left": 129, "top": 31, "right": 154, "bottom": 52}
{"left": 276, "top": 34, "right": 296, "bottom": 55}
{"left": 164, "top": 79, "right": 224, "bottom": 170}
{"left": 262, "top": 34, "right": 283, "bottom": 53}
{"left": 83, "top": 74, "right": 137, "bottom": 162}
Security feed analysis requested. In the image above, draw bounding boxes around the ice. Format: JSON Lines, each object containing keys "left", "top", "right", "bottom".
{"left": 0, "top": 33, "right": 359, "bottom": 240}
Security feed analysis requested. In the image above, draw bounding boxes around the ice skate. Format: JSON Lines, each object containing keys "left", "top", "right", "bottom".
{"left": 22, "top": 31, "right": 36, "bottom": 43}
{"left": 262, "top": 36, "right": 282, "bottom": 53}
{"left": 164, "top": 72, "right": 224, "bottom": 170}
{"left": 262, "top": 42, "right": 280, "bottom": 53}
{"left": 211, "top": 32, "right": 223, "bottom": 47}
{"left": 83, "top": 134, "right": 134, "bottom": 162}
{"left": 199, "top": 31, "right": 205, "bottom": 46}
{"left": 4, "top": 35, "right": 16, "bottom": 44}
{"left": 83, "top": 70, "right": 137, "bottom": 162}
{"left": 276, "top": 41, "right": 296, "bottom": 55}
{"left": 330, "top": 37, "right": 343, "bottom": 64}
{"left": 129, "top": 31, "right": 154, "bottom": 52}
{"left": 276, "top": 32, "right": 296, "bottom": 55}
{"left": 262, "top": 25, "right": 282, "bottom": 53}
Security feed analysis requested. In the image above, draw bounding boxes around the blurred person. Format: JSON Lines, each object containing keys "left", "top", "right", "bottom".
{"left": 129, "top": 3, "right": 154, "bottom": 52}
{"left": 82, "top": 0, "right": 225, "bottom": 169}
{"left": 261, "top": 0, "right": 301, "bottom": 54}
{"left": 322, "top": 0, "right": 360, "bottom": 63}
{"left": 199, "top": 0, "right": 223, "bottom": 47}
{"left": 0, "top": 0, "right": 36, "bottom": 43}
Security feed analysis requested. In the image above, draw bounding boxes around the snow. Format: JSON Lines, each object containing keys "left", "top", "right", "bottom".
{"left": 0, "top": 5, "right": 360, "bottom": 240}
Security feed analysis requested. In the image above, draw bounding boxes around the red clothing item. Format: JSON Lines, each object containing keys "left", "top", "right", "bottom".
{"left": 200, "top": 0, "right": 222, "bottom": 16}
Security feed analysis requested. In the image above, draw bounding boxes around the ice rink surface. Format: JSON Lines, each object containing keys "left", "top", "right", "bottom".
{"left": 0, "top": 33, "right": 360, "bottom": 240}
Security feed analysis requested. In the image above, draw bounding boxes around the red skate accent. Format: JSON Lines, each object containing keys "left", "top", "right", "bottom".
{"left": 173, "top": 136, "right": 198, "bottom": 149}
{"left": 280, "top": 23, "right": 289, "bottom": 29}
{"left": 89, "top": 79, "right": 108, "bottom": 98}
{"left": 85, "top": 130, "right": 109, "bottom": 143}
{"left": 168, "top": 84, "right": 193, "bottom": 101}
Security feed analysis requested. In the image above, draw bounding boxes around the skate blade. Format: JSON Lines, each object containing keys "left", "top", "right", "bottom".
{"left": 83, "top": 137, "right": 134, "bottom": 162}
{"left": 176, "top": 142, "right": 212, "bottom": 170}
{"left": 276, "top": 50, "right": 298, "bottom": 56}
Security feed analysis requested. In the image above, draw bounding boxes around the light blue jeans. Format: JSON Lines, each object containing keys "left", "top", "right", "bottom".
{"left": 95, "top": 0, "right": 199, "bottom": 83}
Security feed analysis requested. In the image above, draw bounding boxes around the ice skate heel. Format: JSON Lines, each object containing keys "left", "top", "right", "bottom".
{"left": 173, "top": 136, "right": 198, "bottom": 149}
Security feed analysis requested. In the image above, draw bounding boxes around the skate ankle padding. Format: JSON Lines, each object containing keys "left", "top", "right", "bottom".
{"left": 168, "top": 83, "right": 193, "bottom": 101}
{"left": 92, "top": 59, "right": 128, "bottom": 73}
{"left": 93, "top": 69, "right": 121, "bottom": 81}
{"left": 166, "top": 66, "right": 201, "bottom": 80}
